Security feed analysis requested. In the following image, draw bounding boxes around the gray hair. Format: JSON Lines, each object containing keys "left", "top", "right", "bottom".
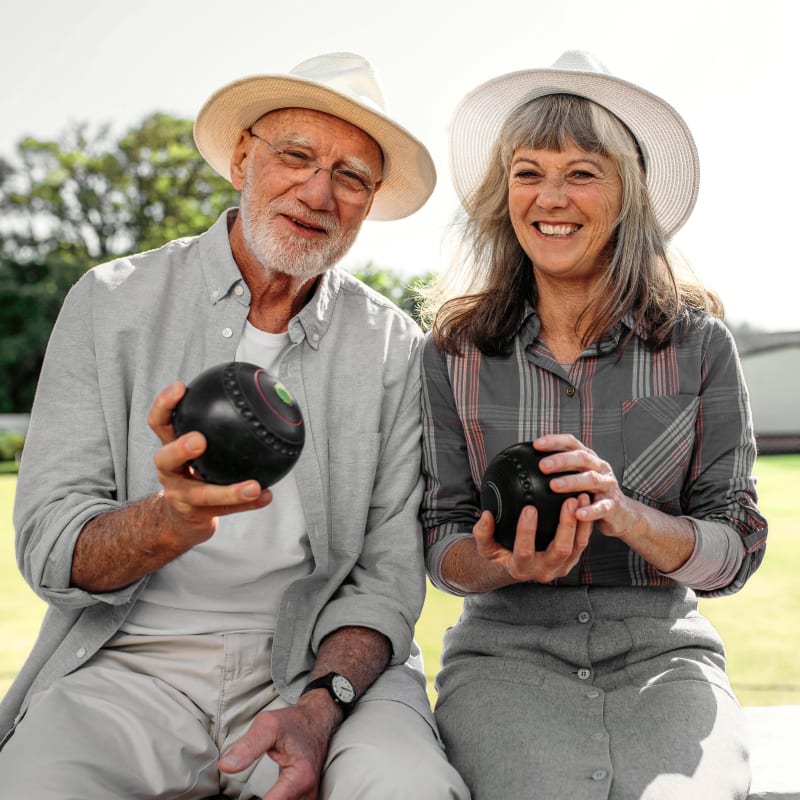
{"left": 425, "top": 94, "right": 719, "bottom": 354}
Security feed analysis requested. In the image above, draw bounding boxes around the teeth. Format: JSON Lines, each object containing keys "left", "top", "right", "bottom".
{"left": 537, "top": 222, "right": 579, "bottom": 236}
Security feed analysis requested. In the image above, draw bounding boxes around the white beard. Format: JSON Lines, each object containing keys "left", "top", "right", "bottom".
{"left": 239, "top": 170, "right": 360, "bottom": 280}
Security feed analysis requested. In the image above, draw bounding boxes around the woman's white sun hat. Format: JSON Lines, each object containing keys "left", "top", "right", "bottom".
{"left": 449, "top": 50, "right": 699, "bottom": 237}
{"left": 194, "top": 52, "right": 436, "bottom": 221}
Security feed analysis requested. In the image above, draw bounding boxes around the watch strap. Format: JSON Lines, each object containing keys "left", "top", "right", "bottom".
{"left": 300, "top": 672, "right": 356, "bottom": 716}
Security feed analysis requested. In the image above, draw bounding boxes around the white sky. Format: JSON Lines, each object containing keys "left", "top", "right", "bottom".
{"left": 1, "top": 0, "right": 797, "bottom": 331}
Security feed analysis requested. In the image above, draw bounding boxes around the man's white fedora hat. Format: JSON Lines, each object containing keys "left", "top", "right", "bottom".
{"left": 449, "top": 50, "right": 699, "bottom": 237}
{"left": 194, "top": 52, "right": 436, "bottom": 221}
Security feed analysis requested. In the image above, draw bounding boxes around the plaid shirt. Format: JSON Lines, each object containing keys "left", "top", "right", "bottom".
{"left": 420, "top": 307, "right": 767, "bottom": 598}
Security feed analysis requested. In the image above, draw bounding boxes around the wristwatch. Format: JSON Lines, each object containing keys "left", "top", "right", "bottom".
{"left": 300, "top": 672, "right": 357, "bottom": 716}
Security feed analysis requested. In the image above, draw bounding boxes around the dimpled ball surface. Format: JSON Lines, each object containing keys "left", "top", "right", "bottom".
{"left": 173, "top": 361, "right": 304, "bottom": 488}
{"left": 480, "top": 443, "right": 580, "bottom": 551}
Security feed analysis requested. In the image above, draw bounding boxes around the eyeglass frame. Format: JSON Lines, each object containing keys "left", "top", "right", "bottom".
{"left": 246, "top": 129, "right": 381, "bottom": 201}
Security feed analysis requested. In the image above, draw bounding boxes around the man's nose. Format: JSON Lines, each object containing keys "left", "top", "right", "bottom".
{"left": 295, "top": 167, "right": 337, "bottom": 212}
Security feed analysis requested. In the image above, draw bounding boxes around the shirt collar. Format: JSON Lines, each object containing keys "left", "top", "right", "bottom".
{"left": 287, "top": 268, "right": 341, "bottom": 350}
{"left": 517, "top": 302, "right": 653, "bottom": 353}
{"left": 199, "top": 209, "right": 248, "bottom": 305}
{"left": 197, "top": 209, "right": 342, "bottom": 349}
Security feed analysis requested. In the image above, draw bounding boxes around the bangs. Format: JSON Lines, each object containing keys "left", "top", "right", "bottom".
{"left": 501, "top": 94, "right": 640, "bottom": 167}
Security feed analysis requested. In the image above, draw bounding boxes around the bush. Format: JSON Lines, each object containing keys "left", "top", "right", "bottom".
{"left": 0, "top": 432, "right": 25, "bottom": 464}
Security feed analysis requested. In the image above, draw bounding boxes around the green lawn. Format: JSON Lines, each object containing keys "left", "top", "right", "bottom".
{"left": 2, "top": 456, "right": 799, "bottom": 705}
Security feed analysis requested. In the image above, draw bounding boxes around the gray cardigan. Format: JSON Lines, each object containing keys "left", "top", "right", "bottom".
{"left": 2, "top": 211, "right": 432, "bottom": 739}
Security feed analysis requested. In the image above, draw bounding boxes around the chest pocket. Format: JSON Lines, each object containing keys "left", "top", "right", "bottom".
{"left": 621, "top": 394, "right": 699, "bottom": 512}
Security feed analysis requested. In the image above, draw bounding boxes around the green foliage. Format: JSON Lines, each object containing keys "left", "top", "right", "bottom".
{"left": 353, "top": 262, "right": 434, "bottom": 327}
{"left": 0, "top": 114, "right": 239, "bottom": 413}
{"left": 0, "top": 433, "right": 25, "bottom": 463}
{"left": 0, "top": 113, "right": 433, "bottom": 413}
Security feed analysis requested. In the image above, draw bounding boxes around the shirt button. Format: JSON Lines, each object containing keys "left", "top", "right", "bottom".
{"left": 76, "top": 647, "right": 87, "bottom": 659}
{"left": 211, "top": 289, "right": 220, "bottom": 300}
{"left": 577, "top": 668, "right": 591, "bottom": 680}
{"left": 566, "top": 385, "right": 576, "bottom": 397}
{"left": 586, "top": 689, "right": 600, "bottom": 699}
{"left": 578, "top": 611, "right": 591, "bottom": 623}
{"left": 591, "top": 732, "right": 605, "bottom": 741}
{"left": 311, "top": 333, "right": 320, "bottom": 343}
{"left": 234, "top": 285, "right": 244, "bottom": 296}
{"left": 592, "top": 770, "right": 608, "bottom": 781}
{"left": 222, "top": 327, "right": 233, "bottom": 338}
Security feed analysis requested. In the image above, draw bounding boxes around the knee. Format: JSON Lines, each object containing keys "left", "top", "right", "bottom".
{"left": 322, "top": 739, "right": 469, "bottom": 799}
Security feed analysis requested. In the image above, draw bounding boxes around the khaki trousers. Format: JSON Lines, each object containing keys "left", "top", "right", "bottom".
{"left": 0, "top": 632, "right": 469, "bottom": 800}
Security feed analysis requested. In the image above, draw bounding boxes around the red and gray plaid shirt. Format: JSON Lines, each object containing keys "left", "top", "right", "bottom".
{"left": 420, "top": 307, "right": 767, "bottom": 598}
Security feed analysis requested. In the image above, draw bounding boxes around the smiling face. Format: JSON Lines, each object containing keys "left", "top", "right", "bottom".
{"left": 508, "top": 140, "right": 623, "bottom": 286}
{"left": 230, "top": 107, "right": 384, "bottom": 280}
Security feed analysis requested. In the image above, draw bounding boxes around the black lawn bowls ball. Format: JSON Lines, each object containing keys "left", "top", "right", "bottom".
{"left": 172, "top": 362, "right": 305, "bottom": 488}
{"left": 480, "top": 443, "right": 580, "bottom": 551}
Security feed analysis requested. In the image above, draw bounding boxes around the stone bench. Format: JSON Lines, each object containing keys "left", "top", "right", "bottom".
{"left": 745, "top": 705, "right": 799, "bottom": 799}
{"left": 202, "top": 704, "right": 798, "bottom": 799}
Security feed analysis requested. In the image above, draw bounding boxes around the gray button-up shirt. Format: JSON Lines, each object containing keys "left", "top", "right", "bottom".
{"left": 3, "top": 210, "right": 432, "bottom": 738}
{"left": 421, "top": 307, "right": 767, "bottom": 598}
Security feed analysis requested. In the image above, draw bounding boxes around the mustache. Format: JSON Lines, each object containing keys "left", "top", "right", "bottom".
{"left": 272, "top": 204, "right": 340, "bottom": 234}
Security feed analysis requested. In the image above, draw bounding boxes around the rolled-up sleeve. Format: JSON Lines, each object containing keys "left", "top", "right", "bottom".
{"left": 682, "top": 318, "right": 767, "bottom": 596}
{"left": 14, "top": 276, "right": 139, "bottom": 609}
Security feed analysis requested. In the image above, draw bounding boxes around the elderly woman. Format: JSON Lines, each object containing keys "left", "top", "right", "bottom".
{"left": 420, "top": 51, "right": 767, "bottom": 800}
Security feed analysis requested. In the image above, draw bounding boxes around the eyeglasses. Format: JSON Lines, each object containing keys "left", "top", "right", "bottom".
{"left": 248, "top": 130, "right": 378, "bottom": 202}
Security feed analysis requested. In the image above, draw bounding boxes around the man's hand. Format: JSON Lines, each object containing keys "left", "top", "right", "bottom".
{"left": 70, "top": 380, "right": 272, "bottom": 592}
{"left": 218, "top": 691, "right": 340, "bottom": 800}
{"left": 149, "top": 380, "right": 273, "bottom": 544}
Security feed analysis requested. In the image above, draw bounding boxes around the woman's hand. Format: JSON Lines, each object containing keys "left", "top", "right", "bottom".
{"left": 532, "top": 434, "right": 696, "bottom": 572}
{"left": 533, "top": 433, "right": 638, "bottom": 539}
{"left": 473, "top": 493, "right": 592, "bottom": 584}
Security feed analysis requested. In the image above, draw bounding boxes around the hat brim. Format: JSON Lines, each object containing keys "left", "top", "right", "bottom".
{"left": 449, "top": 67, "right": 699, "bottom": 237}
{"left": 194, "top": 74, "right": 436, "bottom": 221}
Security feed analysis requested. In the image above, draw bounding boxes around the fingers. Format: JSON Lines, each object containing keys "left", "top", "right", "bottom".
{"left": 219, "top": 711, "right": 281, "bottom": 775}
{"left": 150, "top": 383, "right": 272, "bottom": 521}
{"left": 153, "top": 438, "right": 272, "bottom": 542}
{"left": 148, "top": 381, "right": 186, "bottom": 444}
{"left": 473, "top": 509, "right": 501, "bottom": 552}
{"left": 154, "top": 429, "right": 207, "bottom": 477}
{"left": 478, "top": 498, "right": 590, "bottom": 585}
{"left": 220, "top": 709, "right": 321, "bottom": 800}
{"left": 514, "top": 495, "right": 591, "bottom": 583}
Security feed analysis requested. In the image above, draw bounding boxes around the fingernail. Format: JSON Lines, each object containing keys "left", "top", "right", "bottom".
{"left": 186, "top": 433, "right": 203, "bottom": 451}
{"left": 242, "top": 483, "right": 260, "bottom": 499}
{"left": 219, "top": 751, "right": 242, "bottom": 770}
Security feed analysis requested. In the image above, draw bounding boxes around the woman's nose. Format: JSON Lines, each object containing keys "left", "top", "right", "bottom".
{"left": 535, "top": 178, "right": 569, "bottom": 209}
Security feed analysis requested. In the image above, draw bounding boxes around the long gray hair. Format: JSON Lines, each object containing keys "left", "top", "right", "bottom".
{"left": 423, "top": 93, "right": 721, "bottom": 355}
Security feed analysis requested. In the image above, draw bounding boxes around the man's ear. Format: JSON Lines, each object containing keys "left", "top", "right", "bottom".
{"left": 229, "top": 131, "right": 251, "bottom": 191}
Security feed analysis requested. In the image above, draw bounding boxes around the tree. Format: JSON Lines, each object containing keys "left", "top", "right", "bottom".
{"left": 1, "top": 113, "right": 238, "bottom": 266}
{"left": 353, "top": 262, "right": 434, "bottom": 328}
{"left": 0, "top": 113, "right": 239, "bottom": 412}
{"left": 0, "top": 114, "right": 434, "bottom": 413}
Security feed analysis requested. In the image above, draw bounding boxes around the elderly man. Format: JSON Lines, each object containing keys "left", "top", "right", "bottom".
{"left": 0, "top": 53, "right": 469, "bottom": 800}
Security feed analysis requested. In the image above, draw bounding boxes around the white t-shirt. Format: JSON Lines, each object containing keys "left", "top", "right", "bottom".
{"left": 122, "top": 322, "right": 311, "bottom": 635}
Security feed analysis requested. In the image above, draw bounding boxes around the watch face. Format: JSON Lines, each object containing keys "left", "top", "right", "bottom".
{"left": 331, "top": 674, "right": 355, "bottom": 704}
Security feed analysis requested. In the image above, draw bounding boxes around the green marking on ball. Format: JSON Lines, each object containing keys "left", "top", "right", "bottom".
{"left": 275, "top": 382, "right": 294, "bottom": 405}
